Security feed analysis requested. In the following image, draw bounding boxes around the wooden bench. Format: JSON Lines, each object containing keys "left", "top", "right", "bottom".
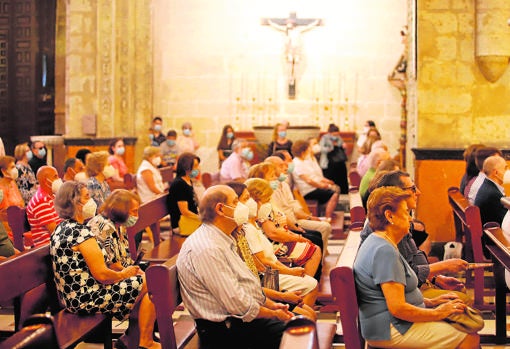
{"left": 7, "top": 206, "right": 31, "bottom": 251}
{"left": 160, "top": 166, "right": 175, "bottom": 183}
{"left": 279, "top": 315, "right": 324, "bottom": 349}
{"left": 348, "top": 165, "right": 361, "bottom": 189}
{"left": 0, "top": 314, "right": 59, "bottom": 349}
{"left": 0, "top": 244, "right": 112, "bottom": 348}
{"left": 126, "top": 193, "right": 179, "bottom": 263}
{"left": 329, "top": 226, "right": 366, "bottom": 349}
{"left": 146, "top": 255, "right": 198, "bottom": 349}
{"left": 123, "top": 173, "right": 137, "bottom": 191}
{"left": 146, "top": 255, "right": 336, "bottom": 349}
{"left": 447, "top": 186, "right": 495, "bottom": 310}
{"left": 348, "top": 188, "right": 365, "bottom": 225}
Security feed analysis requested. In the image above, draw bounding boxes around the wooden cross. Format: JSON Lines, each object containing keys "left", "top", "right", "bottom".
{"left": 262, "top": 12, "right": 323, "bottom": 99}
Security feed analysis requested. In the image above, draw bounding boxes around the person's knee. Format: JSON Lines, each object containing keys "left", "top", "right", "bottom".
{"left": 457, "top": 333, "right": 479, "bottom": 349}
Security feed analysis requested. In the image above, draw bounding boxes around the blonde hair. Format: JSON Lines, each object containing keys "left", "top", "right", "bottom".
{"left": 143, "top": 146, "right": 161, "bottom": 160}
{"left": 245, "top": 178, "right": 273, "bottom": 203}
{"left": 14, "top": 143, "right": 29, "bottom": 161}
{"left": 86, "top": 151, "right": 109, "bottom": 177}
{"left": 248, "top": 162, "right": 277, "bottom": 180}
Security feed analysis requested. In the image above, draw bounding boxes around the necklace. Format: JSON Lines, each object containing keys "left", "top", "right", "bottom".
{"left": 376, "top": 232, "right": 398, "bottom": 250}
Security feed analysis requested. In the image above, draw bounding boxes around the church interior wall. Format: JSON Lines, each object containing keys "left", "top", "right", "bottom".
{"left": 152, "top": 0, "right": 408, "bottom": 172}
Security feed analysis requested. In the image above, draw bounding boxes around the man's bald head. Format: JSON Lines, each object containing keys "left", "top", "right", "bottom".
{"left": 199, "top": 185, "right": 236, "bottom": 224}
{"left": 265, "top": 156, "right": 285, "bottom": 176}
{"left": 483, "top": 155, "right": 507, "bottom": 185}
{"left": 36, "top": 166, "right": 59, "bottom": 194}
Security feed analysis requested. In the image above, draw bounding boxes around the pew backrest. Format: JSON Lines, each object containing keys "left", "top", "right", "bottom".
{"left": 348, "top": 167, "right": 361, "bottom": 189}
{"left": 500, "top": 196, "right": 510, "bottom": 211}
{"left": 279, "top": 316, "right": 319, "bottom": 349}
{"left": 447, "top": 187, "right": 485, "bottom": 263}
{"left": 123, "top": 173, "right": 137, "bottom": 191}
{"left": 348, "top": 189, "right": 365, "bottom": 225}
{"left": 160, "top": 166, "right": 174, "bottom": 183}
{"left": 7, "top": 206, "right": 30, "bottom": 251}
{"left": 126, "top": 193, "right": 169, "bottom": 260}
{"left": 329, "top": 227, "right": 364, "bottom": 349}
{"left": 146, "top": 255, "right": 196, "bottom": 349}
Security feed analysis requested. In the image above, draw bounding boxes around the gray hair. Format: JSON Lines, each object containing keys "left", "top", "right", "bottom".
{"left": 199, "top": 185, "right": 231, "bottom": 223}
{"left": 54, "top": 181, "right": 85, "bottom": 219}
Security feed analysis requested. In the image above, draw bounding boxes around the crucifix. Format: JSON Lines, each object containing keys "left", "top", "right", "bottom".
{"left": 261, "top": 12, "right": 323, "bottom": 99}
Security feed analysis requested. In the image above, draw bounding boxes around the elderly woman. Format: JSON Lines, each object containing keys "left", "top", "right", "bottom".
{"left": 50, "top": 181, "right": 160, "bottom": 349}
{"left": 86, "top": 151, "right": 113, "bottom": 210}
{"left": 245, "top": 177, "right": 321, "bottom": 280}
{"left": 0, "top": 155, "right": 25, "bottom": 240}
{"left": 354, "top": 186, "right": 479, "bottom": 349}
{"left": 136, "top": 146, "right": 165, "bottom": 204}
{"left": 14, "top": 142, "right": 38, "bottom": 203}
{"left": 291, "top": 140, "right": 339, "bottom": 219}
{"left": 87, "top": 189, "right": 141, "bottom": 268}
{"left": 167, "top": 152, "right": 201, "bottom": 235}
{"left": 228, "top": 181, "right": 318, "bottom": 309}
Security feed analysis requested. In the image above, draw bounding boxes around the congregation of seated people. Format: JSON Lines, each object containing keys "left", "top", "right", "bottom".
{"left": 0, "top": 120, "right": 497, "bottom": 349}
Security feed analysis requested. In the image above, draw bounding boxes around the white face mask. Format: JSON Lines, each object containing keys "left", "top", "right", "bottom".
{"left": 258, "top": 202, "right": 272, "bottom": 220}
{"left": 103, "top": 165, "right": 116, "bottom": 179}
{"left": 245, "top": 198, "right": 258, "bottom": 218}
{"left": 81, "top": 199, "right": 97, "bottom": 220}
{"left": 125, "top": 215, "right": 138, "bottom": 227}
{"left": 51, "top": 178, "right": 63, "bottom": 194}
{"left": 503, "top": 169, "right": 510, "bottom": 184}
{"left": 151, "top": 156, "right": 162, "bottom": 167}
{"left": 225, "top": 202, "right": 249, "bottom": 226}
{"left": 363, "top": 126, "right": 370, "bottom": 133}
{"left": 5, "top": 167, "right": 18, "bottom": 180}
{"left": 74, "top": 172, "right": 88, "bottom": 183}
{"left": 311, "top": 144, "right": 321, "bottom": 154}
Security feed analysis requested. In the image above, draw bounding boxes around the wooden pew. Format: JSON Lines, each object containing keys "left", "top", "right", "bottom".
{"left": 0, "top": 314, "right": 59, "bottom": 349}
{"left": 329, "top": 226, "right": 365, "bottom": 349}
{"left": 160, "top": 166, "right": 175, "bottom": 183}
{"left": 7, "top": 206, "right": 31, "bottom": 251}
{"left": 348, "top": 188, "right": 365, "bottom": 225}
{"left": 279, "top": 316, "right": 320, "bottom": 349}
{"left": 348, "top": 165, "right": 361, "bottom": 189}
{"left": 126, "top": 193, "right": 179, "bottom": 263}
{"left": 447, "top": 187, "right": 494, "bottom": 310}
{"left": 145, "top": 255, "right": 197, "bottom": 349}
{"left": 146, "top": 255, "right": 336, "bottom": 349}
{"left": 123, "top": 173, "right": 137, "bottom": 191}
{"left": 0, "top": 245, "right": 112, "bottom": 348}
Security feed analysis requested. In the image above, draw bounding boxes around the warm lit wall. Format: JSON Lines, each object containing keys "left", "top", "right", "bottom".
{"left": 417, "top": 1, "right": 510, "bottom": 148}
{"left": 152, "top": 0, "right": 408, "bottom": 171}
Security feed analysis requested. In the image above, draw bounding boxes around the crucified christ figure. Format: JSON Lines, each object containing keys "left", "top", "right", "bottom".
{"left": 262, "top": 12, "right": 323, "bottom": 98}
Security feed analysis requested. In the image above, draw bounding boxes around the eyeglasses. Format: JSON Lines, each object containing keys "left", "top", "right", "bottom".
{"left": 402, "top": 185, "right": 417, "bottom": 193}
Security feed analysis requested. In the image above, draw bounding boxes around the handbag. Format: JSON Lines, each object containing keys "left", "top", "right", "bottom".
{"left": 445, "top": 306, "right": 485, "bottom": 333}
{"left": 178, "top": 215, "right": 201, "bottom": 236}
{"left": 261, "top": 266, "right": 279, "bottom": 291}
{"left": 328, "top": 146, "right": 347, "bottom": 163}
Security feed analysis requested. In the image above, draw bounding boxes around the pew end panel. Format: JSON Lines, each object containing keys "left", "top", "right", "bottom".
{"left": 7, "top": 206, "right": 31, "bottom": 251}
{"left": 146, "top": 255, "right": 196, "bottom": 349}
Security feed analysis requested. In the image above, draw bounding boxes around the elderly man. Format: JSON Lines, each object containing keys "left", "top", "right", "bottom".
{"left": 26, "top": 166, "right": 63, "bottom": 246}
{"left": 219, "top": 139, "right": 253, "bottom": 182}
{"left": 266, "top": 155, "right": 332, "bottom": 255}
{"left": 474, "top": 155, "right": 508, "bottom": 226}
{"left": 177, "top": 185, "right": 292, "bottom": 349}
{"left": 466, "top": 146, "right": 502, "bottom": 203}
{"left": 361, "top": 170, "right": 469, "bottom": 299}
{"left": 62, "top": 157, "right": 85, "bottom": 182}
{"left": 28, "top": 140, "right": 47, "bottom": 174}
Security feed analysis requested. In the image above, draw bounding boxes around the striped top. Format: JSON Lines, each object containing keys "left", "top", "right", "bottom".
{"left": 27, "top": 187, "right": 61, "bottom": 246}
{"left": 176, "top": 223, "right": 265, "bottom": 322}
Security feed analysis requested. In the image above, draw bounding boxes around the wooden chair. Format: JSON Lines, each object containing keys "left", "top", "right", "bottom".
{"left": 447, "top": 186, "right": 494, "bottom": 310}
{"left": 7, "top": 206, "right": 31, "bottom": 251}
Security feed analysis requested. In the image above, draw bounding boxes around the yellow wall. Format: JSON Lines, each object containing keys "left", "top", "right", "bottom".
{"left": 417, "top": 0, "right": 510, "bottom": 148}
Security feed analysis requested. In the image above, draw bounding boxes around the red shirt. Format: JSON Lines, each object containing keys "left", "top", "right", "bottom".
{"left": 27, "top": 187, "right": 61, "bottom": 247}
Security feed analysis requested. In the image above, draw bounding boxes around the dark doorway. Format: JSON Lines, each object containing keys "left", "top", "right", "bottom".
{"left": 0, "top": 0, "right": 56, "bottom": 154}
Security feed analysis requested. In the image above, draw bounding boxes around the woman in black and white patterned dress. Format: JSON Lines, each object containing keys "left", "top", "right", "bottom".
{"left": 50, "top": 181, "right": 160, "bottom": 349}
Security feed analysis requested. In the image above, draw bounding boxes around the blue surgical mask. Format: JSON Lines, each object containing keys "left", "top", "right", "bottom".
{"left": 115, "top": 147, "right": 125, "bottom": 156}
{"left": 190, "top": 169, "right": 199, "bottom": 178}
{"left": 183, "top": 129, "right": 191, "bottom": 136}
{"left": 269, "top": 180, "right": 279, "bottom": 190}
{"left": 226, "top": 132, "right": 234, "bottom": 139}
{"left": 154, "top": 124, "right": 162, "bottom": 132}
{"left": 241, "top": 148, "right": 254, "bottom": 161}
{"left": 166, "top": 139, "right": 176, "bottom": 147}
{"left": 278, "top": 173, "right": 287, "bottom": 182}
{"left": 287, "top": 162, "right": 295, "bottom": 174}
{"left": 278, "top": 131, "right": 287, "bottom": 138}
{"left": 26, "top": 150, "right": 33, "bottom": 161}
{"left": 37, "top": 148, "right": 46, "bottom": 158}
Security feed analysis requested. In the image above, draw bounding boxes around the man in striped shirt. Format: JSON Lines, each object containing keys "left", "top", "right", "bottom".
{"left": 27, "top": 166, "right": 62, "bottom": 246}
{"left": 177, "top": 185, "right": 293, "bottom": 349}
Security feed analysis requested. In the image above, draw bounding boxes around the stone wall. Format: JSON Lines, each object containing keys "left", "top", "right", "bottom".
{"left": 417, "top": 0, "right": 510, "bottom": 148}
